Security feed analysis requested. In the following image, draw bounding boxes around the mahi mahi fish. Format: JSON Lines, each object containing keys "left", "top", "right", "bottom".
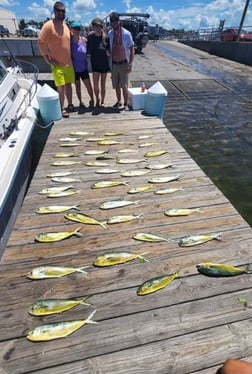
{"left": 51, "top": 177, "right": 81, "bottom": 183}
{"left": 35, "top": 205, "right": 80, "bottom": 214}
{"left": 121, "top": 169, "right": 151, "bottom": 177}
{"left": 148, "top": 174, "right": 180, "bottom": 183}
{"left": 47, "top": 171, "right": 76, "bottom": 178}
{"left": 51, "top": 160, "right": 81, "bottom": 166}
{"left": 93, "top": 252, "right": 148, "bottom": 266}
{"left": 28, "top": 297, "right": 91, "bottom": 316}
{"left": 39, "top": 185, "right": 74, "bottom": 195}
{"left": 178, "top": 232, "right": 222, "bottom": 247}
{"left": 137, "top": 272, "right": 179, "bottom": 295}
{"left": 144, "top": 150, "right": 168, "bottom": 157}
{"left": 91, "top": 180, "right": 129, "bottom": 189}
{"left": 26, "top": 310, "right": 97, "bottom": 341}
{"left": 26, "top": 264, "right": 89, "bottom": 279}
{"left": 127, "top": 184, "right": 153, "bottom": 194}
{"left": 132, "top": 232, "right": 170, "bottom": 242}
{"left": 64, "top": 212, "right": 106, "bottom": 228}
{"left": 164, "top": 208, "right": 201, "bottom": 216}
{"left": 196, "top": 262, "right": 251, "bottom": 277}
{"left": 107, "top": 213, "right": 144, "bottom": 224}
{"left": 99, "top": 200, "right": 139, "bottom": 210}
{"left": 35, "top": 227, "right": 83, "bottom": 243}
{"left": 53, "top": 152, "right": 76, "bottom": 158}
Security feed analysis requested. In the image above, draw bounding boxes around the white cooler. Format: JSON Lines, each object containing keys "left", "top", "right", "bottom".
{"left": 128, "top": 87, "right": 147, "bottom": 110}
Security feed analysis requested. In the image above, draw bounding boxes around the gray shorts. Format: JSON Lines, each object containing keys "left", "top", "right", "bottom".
{"left": 111, "top": 62, "right": 128, "bottom": 89}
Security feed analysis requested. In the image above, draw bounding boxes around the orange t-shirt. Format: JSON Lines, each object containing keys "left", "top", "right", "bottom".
{"left": 38, "top": 20, "right": 72, "bottom": 67}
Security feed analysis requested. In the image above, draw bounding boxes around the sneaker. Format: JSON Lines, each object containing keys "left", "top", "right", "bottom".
{"left": 123, "top": 105, "right": 130, "bottom": 111}
{"left": 113, "top": 102, "right": 122, "bottom": 108}
{"left": 89, "top": 100, "right": 94, "bottom": 108}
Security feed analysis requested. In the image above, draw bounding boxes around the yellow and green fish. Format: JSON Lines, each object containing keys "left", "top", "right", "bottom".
{"left": 35, "top": 205, "right": 80, "bottom": 214}
{"left": 107, "top": 213, "right": 143, "bottom": 224}
{"left": 93, "top": 251, "right": 148, "bottom": 266}
{"left": 132, "top": 232, "right": 170, "bottom": 243}
{"left": 127, "top": 184, "right": 153, "bottom": 194}
{"left": 178, "top": 232, "right": 222, "bottom": 247}
{"left": 39, "top": 185, "right": 74, "bottom": 195}
{"left": 137, "top": 272, "right": 179, "bottom": 295}
{"left": 64, "top": 212, "right": 106, "bottom": 228}
{"left": 99, "top": 200, "right": 139, "bottom": 210}
{"left": 51, "top": 160, "right": 81, "bottom": 166}
{"left": 196, "top": 262, "right": 251, "bottom": 277}
{"left": 144, "top": 150, "right": 168, "bottom": 157}
{"left": 35, "top": 227, "right": 83, "bottom": 243}
{"left": 26, "top": 310, "right": 97, "bottom": 341}
{"left": 165, "top": 208, "right": 201, "bottom": 216}
{"left": 26, "top": 264, "right": 89, "bottom": 279}
{"left": 28, "top": 297, "right": 91, "bottom": 316}
{"left": 91, "top": 180, "right": 129, "bottom": 189}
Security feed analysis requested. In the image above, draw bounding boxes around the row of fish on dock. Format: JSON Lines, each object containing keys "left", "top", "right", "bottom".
{"left": 25, "top": 129, "right": 252, "bottom": 342}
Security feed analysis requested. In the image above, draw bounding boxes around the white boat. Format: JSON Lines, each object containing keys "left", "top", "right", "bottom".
{"left": 0, "top": 59, "right": 41, "bottom": 256}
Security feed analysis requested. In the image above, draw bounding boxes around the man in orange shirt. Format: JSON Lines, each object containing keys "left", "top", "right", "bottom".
{"left": 38, "top": 1, "right": 74, "bottom": 117}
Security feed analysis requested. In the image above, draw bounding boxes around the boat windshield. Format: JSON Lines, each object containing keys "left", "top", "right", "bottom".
{"left": 0, "top": 60, "right": 7, "bottom": 83}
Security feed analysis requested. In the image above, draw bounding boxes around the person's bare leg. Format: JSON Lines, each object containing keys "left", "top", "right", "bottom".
{"left": 65, "top": 83, "right": 73, "bottom": 107}
{"left": 100, "top": 73, "right": 107, "bottom": 105}
{"left": 83, "top": 78, "right": 94, "bottom": 105}
{"left": 57, "top": 85, "right": 65, "bottom": 111}
{"left": 123, "top": 86, "right": 128, "bottom": 106}
{"left": 92, "top": 72, "right": 100, "bottom": 106}
{"left": 75, "top": 80, "right": 82, "bottom": 104}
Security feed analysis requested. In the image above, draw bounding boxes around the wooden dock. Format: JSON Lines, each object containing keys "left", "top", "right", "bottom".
{"left": 2, "top": 63, "right": 252, "bottom": 373}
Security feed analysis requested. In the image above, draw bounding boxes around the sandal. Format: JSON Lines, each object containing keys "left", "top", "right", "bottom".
{"left": 62, "top": 110, "right": 69, "bottom": 118}
{"left": 67, "top": 104, "right": 75, "bottom": 112}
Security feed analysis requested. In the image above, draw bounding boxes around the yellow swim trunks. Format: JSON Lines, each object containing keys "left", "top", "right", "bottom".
{"left": 51, "top": 65, "right": 75, "bottom": 87}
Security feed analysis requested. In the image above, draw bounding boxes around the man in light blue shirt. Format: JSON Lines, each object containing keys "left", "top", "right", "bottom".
{"left": 108, "top": 12, "right": 134, "bottom": 110}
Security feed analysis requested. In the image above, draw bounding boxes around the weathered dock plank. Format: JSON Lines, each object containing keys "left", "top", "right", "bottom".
{"left": 2, "top": 44, "right": 252, "bottom": 373}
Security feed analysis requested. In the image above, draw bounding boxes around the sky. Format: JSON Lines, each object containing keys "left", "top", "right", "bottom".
{"left": 1, "top": 0, "right": 252, "bottom": 30}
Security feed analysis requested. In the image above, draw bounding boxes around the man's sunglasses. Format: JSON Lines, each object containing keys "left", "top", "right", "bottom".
{"left": 55, "top": 8, "right": 65, "bottom": 13}
{"left": 93, "top": 23, "right": 102, "bottom": 28}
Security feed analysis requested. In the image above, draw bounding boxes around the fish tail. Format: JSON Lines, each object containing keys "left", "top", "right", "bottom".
{"left": 74, "top": 227, "right": 83, "bottom": 237}
{"left": 123, "top": 180, "right": 130, "bottom": 186}
{"left": 80, "top": 296, "right": 92, "bottom": 306}
{"left": 138, "top": 213, "right": 144, "bottom": 218}
{"left": 138, "top": 252, "right": 150, "bottom": 262}
{"left": 245, "top": 263, "right": 252, "bottom": 273}
{"left": 78, "top": 266, "right": 89, "bottom": 276}
{"left": 73, "top": 205, "right": 81, "bottom": 210}
{"left": 85, "top": 309, "right": 98, "bottom": 324}
{"left": 214, "top": 232, "right": 223, "bottom": 241}
{"left": 100, "top": 221, "right": 107, "bottom": 229}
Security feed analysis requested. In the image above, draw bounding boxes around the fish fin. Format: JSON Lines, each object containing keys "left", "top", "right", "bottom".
{"left": 85, "top": 309, "right": 98, "bottom": 324}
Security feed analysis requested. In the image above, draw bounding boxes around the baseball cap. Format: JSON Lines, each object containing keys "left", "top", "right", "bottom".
{"left": 71, "top": 21, "right": 81, "bottom": 28}
{"left": 110, "top": 12, "right": 120, "bottom": 22}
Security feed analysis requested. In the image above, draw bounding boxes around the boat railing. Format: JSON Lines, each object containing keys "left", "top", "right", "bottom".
{"left": 13, "top": 58, "right": 39, "bottom": 106}
{"left": 0, "top": 58, "right": 39, "bottom": 144}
